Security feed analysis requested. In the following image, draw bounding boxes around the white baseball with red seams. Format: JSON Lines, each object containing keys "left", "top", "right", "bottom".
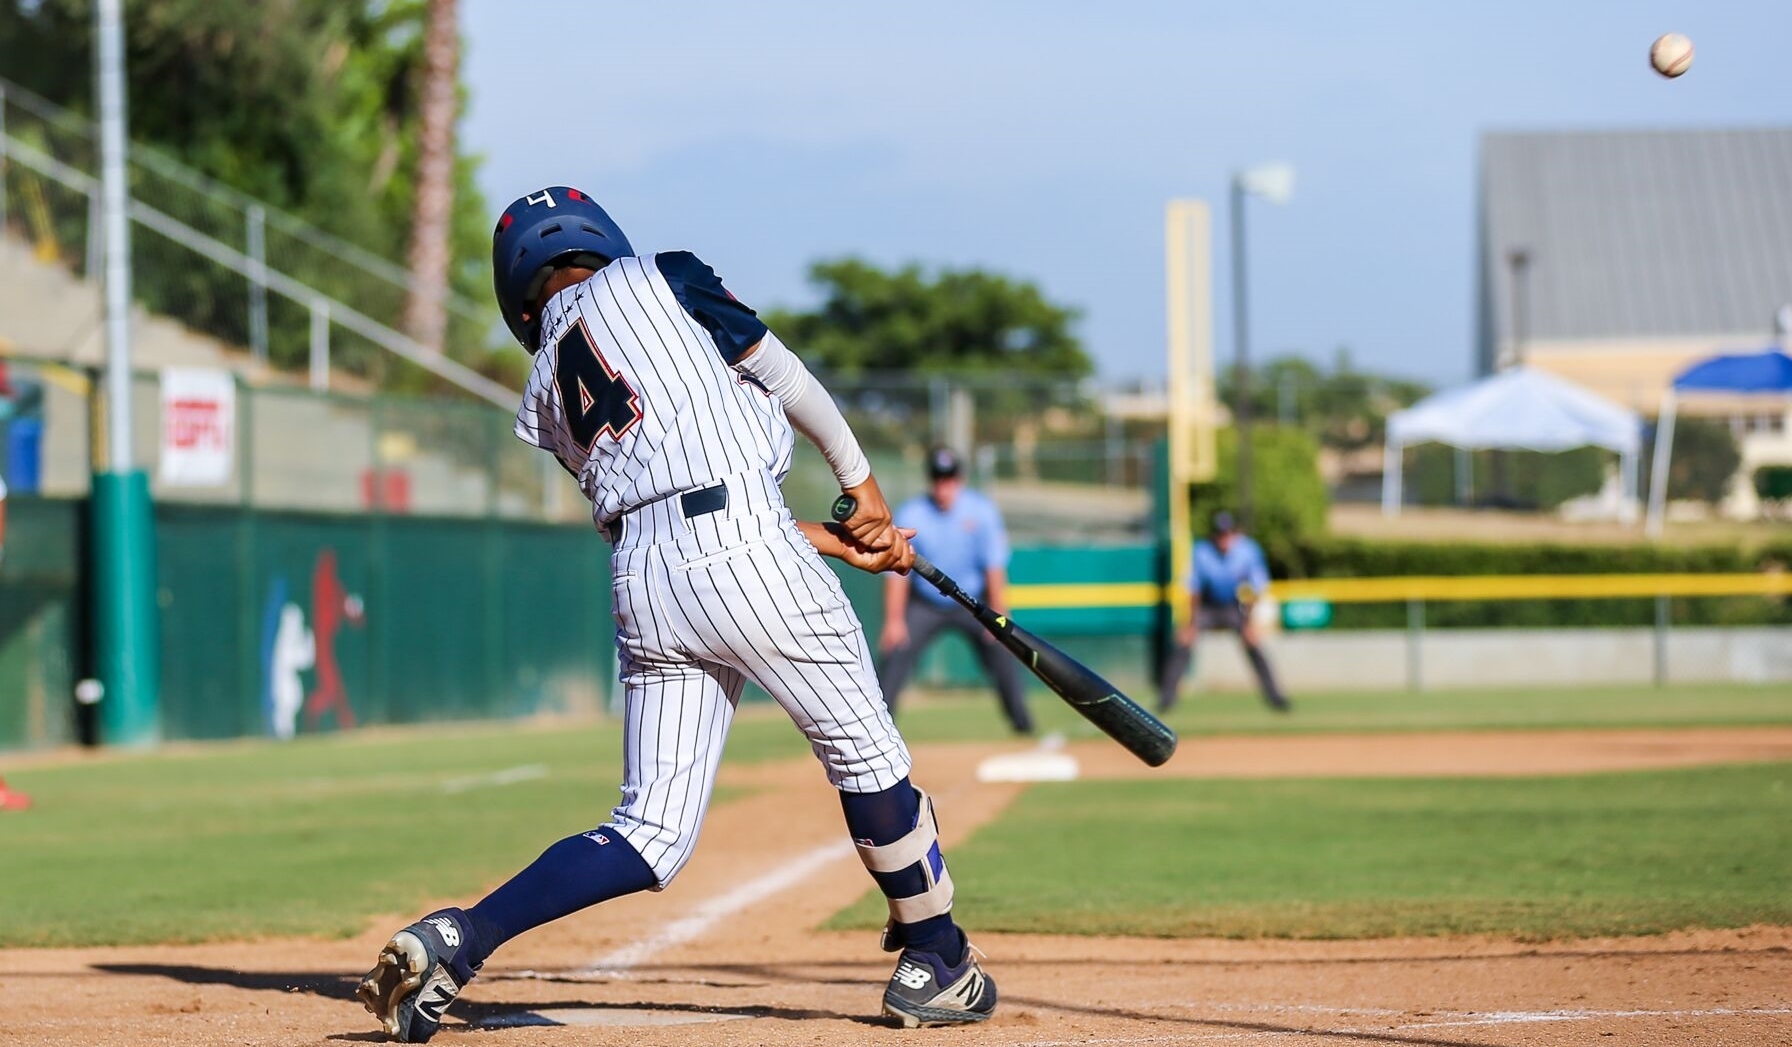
{"left": 1650, "top": 33, "right": 1693, "bottom": 78}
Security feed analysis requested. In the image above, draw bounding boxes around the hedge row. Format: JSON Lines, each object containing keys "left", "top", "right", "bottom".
{"left": 1282, "top": 537, "right": 1792, "bottom": 580}
{"left": 1275, "top": 538, "right": 1792, "bottom": 630}
{"left": 1317, "top": 594, "right": 1792, "bottom": 630}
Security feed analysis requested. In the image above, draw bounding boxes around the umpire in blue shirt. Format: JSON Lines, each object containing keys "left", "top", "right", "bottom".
{"left": 1158, "top": 510, "right": 1290, "bottom": 712}
{"left": 878, "top": 448, "right": 1033, "bottom": 734}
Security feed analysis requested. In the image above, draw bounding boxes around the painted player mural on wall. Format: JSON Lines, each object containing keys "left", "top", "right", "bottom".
{"left": 263, "top": 579, "right": 313, "bottom": 741}
{"left": 260, "top": 549, "right": 366, "bottom": 739}
{"left": 305, "top": 549, "right": 365, "bottom": 731}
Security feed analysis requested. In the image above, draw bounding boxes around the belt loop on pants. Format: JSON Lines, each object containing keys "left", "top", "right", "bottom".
{"left": 605, "top": 481, "right": 730, "bottom": 545}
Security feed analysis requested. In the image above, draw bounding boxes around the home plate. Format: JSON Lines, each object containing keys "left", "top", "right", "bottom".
{"left": 977, "top": 734, "right": 1080, "bottom": 782}
{"left": 478, "top": 1007, "right": 754, "bottom": 1028}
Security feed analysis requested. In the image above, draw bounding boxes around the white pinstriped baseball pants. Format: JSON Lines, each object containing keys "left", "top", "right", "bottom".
{"left": 602, "top": 469, "right": 913, "bottom": 886}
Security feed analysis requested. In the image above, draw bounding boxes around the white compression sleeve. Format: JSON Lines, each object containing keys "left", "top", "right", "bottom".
{"left": 735, "top": 331, "right": 871, "bottom": 489}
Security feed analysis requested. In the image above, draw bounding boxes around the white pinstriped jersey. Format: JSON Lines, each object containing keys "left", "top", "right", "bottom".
{"left": 513, "top": 254, "right": 795, "bottom": 527}
{"left": 507, "top": 254, "right": 909, "bottom": 887}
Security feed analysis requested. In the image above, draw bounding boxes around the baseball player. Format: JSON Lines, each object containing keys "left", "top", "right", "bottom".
{"left": 878, "top": 448, "right": 1031, "bottom": 733}
{"left": 1157, "top": 510, "right": 1290, "bottom": 712}
{"left": 356, "top": 187, "right": 995, "bottom": 1040}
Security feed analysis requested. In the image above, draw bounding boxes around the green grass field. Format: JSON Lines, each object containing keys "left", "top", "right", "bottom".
{"left": 832, "top": 762, "right": 1792, "bottom": 939}
{"left": 1, "top": 682, "right": 1786, "bottom": 947}
{"left": 900, "top": 681, "right": 1792, "bottom": 743}
{"left": 0, "top": 716, "right": 814, "bottom": 947}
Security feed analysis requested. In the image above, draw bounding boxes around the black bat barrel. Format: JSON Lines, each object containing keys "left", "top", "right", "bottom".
{"left": 830, "top": 494, "right": 1178, "bottom": 767}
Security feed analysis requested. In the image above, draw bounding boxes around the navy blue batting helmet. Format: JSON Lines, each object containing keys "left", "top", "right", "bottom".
{"left": 491, "top": 186, "right": 635, "bottom": 351}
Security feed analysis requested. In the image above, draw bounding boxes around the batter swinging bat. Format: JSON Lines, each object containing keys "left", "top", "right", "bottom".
{"left": 833, "top": 495, "right": 1177, "bottom": 767}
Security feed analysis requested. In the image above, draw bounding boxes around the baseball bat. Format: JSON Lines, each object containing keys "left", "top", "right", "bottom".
{"left": 832, "top": 495, "right": 1177, "bottom": 767}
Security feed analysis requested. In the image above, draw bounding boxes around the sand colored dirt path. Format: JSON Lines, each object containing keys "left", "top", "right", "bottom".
{"left": 2, "top": 727, "right": 1789, "bottom": 1047}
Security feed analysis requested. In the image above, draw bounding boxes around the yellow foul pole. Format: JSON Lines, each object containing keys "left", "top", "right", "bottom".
{"left": 1164, "top": 200, "right": 1217, "bottom": 624}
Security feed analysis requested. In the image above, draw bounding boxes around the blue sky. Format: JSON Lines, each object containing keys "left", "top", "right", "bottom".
{"left": 461, "top": 1, "right": 1791, "bottom": 386}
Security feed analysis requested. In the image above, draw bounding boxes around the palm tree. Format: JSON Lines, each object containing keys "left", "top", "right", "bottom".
{"left": 402, "top": 0, "right": 457, "bottom": 355}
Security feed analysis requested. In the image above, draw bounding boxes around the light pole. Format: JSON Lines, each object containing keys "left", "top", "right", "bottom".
{"left": 92, "top": 0, "right": 161, "bottom": 746}
{"left": 1492, "top": 247, "right": 1531, "bottom": 505}
{"left": 1506, "top": 247, "right": 1531, "bottom": 368}
{"left": 1229, "top": 163, "right": 1294, "bottom": 530}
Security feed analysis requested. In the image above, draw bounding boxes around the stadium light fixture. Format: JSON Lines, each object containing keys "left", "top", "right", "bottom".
{"left": 1236, "top": 163, "right": 1296, "bottom": 206}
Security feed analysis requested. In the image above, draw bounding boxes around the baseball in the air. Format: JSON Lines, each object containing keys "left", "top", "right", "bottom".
{"left": 1650, "top": 33, "right": 1694, "bottom": 78}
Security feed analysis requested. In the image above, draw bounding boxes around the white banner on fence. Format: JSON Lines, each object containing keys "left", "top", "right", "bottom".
{"left": 160, "top": 368, "right": 236, "bottom": 487}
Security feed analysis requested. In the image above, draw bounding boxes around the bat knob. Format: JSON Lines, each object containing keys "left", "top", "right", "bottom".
{"left": 831, "top": 494, "right": 857, "bottom": 522}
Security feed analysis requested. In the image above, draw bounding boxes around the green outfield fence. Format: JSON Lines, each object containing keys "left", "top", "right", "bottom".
{"left": 0, "top": 497, "right": 1131, "bottom": 751}
{"left": 0, "top": 490, "right": 1152, "bottom": 752}
{"left": 9, "top": 492, "right": 1790, "bottom": 751}
{"left": 0, "top": 497, "right": 615, "bottom": 749}
{"left": 0, "top": 497, "right": 82, "bottom": 750}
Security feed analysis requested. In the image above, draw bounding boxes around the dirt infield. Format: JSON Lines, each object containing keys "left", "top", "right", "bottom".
{"left": 3, "top": 728, "right": 1789, "bottom": 1047}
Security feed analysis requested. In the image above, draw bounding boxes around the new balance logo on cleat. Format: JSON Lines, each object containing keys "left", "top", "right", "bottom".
{"left": 425, "top": 917, "right": 460, "bottom": 948}
{"left": 948, "top": 968, "right": 986, "bottom": 1004}
{"left": 892, "top": 962, "right": 932, "bottom": 990}
{"left": 413, "top": 974, "right": 457, "bottom": 1025}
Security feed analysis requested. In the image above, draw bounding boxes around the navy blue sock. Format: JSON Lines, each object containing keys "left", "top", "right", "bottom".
{"left": 839, "top": 779, "right": 965, "bottom": 966}
{"left": 464, "top": 828, "right": 656, "bottom": 967}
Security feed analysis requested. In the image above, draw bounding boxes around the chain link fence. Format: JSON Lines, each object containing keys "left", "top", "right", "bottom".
{"left": 0, "top": 357, "right": 1162, "bottom": 536}
{"left": 802, "top": 373, "right": 1160, "bottom": 539}
{"left": 0, "top": 358, "right": 562, "bottom": 520}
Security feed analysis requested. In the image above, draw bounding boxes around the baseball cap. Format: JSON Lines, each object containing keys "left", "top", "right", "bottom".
{"left": 1210, "top": 510, "right": 1238, "bottom": 535}
{"left": 926, "top": 447, "right": 963, "bottom": 480}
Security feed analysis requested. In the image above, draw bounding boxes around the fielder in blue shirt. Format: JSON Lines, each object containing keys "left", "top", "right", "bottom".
{"left": 1158, "top": 510, "right": 1290, "bottom": 712}
{"left": 878, "top": 448, "right": 1032, "bottom": 733}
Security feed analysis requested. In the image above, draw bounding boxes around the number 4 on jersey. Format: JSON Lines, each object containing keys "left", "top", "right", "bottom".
{"left": 555, "top": 319, "right": 642, "bottom": 451}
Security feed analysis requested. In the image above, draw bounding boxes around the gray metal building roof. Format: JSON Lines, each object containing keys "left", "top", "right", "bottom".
{"left": 1478, "top": 128, "right": 1792, "bottom": 372}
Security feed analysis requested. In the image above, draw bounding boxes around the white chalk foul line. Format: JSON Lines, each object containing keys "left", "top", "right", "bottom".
{"left": 575, "top": 838, "right": 857, "bottom": 976}
{"left": 441, "top": 764, "right": 550, "bottom": 794}
{"left": 1171, "top": 1002, "right": 1404, "bottom": 1018}
{"left": 1014, "top": 1035, "right": 1296, "bottom": 1046}
{"left": 1011, "top": 1004, "right": 1792, "bottom": 1045}
{"left": 1400, "top": 1006, "right": 1792, "bottom": 1028}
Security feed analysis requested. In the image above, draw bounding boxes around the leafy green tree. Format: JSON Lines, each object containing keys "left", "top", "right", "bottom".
{"left": 1407, "top": 445, "right": 1607, "bottom": 510}
{"left": 761, "top": 258, "right": 1090, "bottom": 378}
{"left": 1646, "top": 417, "right": 1742, "bottom": 505}
{"left": 1219, "top": 350, "right": 1430, "bottom": 452}
{"left": 1756, "top": 465, "right": 1792, "bottom": 503}
{"left": 1189, "top": 425, "right": 1329, "bottom": 575}
{"left": 0, "top": 0, "right": 504, "bottom": 389}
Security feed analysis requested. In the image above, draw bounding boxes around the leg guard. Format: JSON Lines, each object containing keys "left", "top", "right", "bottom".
{"left": 852, "top": 787, "right": 953, "bottom": 949}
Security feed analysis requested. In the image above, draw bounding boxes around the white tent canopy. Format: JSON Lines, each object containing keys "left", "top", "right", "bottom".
{"left": 1382, "top": 367, "right": 1644, "bottom": 518}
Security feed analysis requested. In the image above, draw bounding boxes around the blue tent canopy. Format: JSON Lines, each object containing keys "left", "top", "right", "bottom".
{"left": 1649, "top": 347, "right": 1792, "bottom": 535}
{"left": 1673, "top": 349, "right": 1792, "bottom": 394}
